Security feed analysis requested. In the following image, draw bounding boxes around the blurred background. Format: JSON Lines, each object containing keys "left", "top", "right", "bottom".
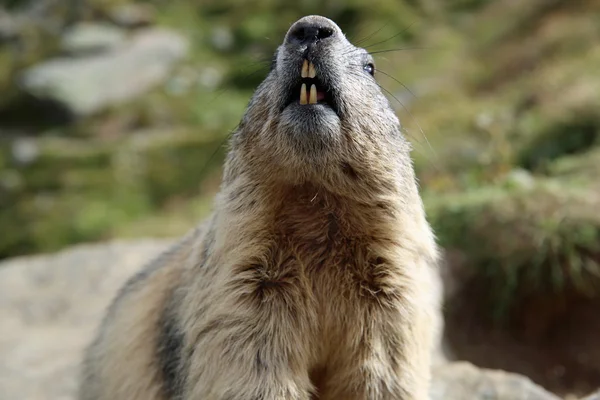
{"left": 0, "top": 0, "right": 599, "bottom": 398}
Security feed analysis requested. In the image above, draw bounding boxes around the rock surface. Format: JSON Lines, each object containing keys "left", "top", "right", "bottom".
{"left": 107, "top": 3, "right": 157, "bottom": 28}
{"left": 0, "top": 239, "right": 571, "bottom": 399}
{"left": 60, "top": 23, "right": 127, "bottom": 55}
{"left": 19, "top": 28, "right": 189, "bottom": 116}
{"left": 582, "top": 391, "right": 600, "bottom": 400}
{"left": 431, "top": 362, "right": 560, "bottom": 400}
{"left": 0, "top": 9, "right": 19, "bottom": 42}
{"left": 0, "top": 239, "right": 173, "bottom": 400}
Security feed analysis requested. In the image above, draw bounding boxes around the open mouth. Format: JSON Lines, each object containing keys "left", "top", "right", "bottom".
{"left": 284, "top": 59, "right": 338, "bottom": 113}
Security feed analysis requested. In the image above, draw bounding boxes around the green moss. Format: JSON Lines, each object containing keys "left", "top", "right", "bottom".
{"left": 2, "top": 0, "right": 600, "bottom": 265}
{"left": 113, "top": 193, "right": 217, "bottom": 239}
{"left": 426, "top": 179, "right": 600, "bottom": 320}
{"left": 0, "top": 130, "right": 225, "bottom": 258}
{"left": 517, "top": 118, "right": 599, "bottom": 172}
{"left": 446, "top": 0, "right": 492, "bottom": 12}
{"left": 548, "top": 147, "right": 600, "bottom": 180}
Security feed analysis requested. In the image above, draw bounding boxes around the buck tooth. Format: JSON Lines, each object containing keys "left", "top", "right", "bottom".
{"left": 309, "top": 84, "right": 317, "bottom": 104}
{"left": 301, "top": 60, "right": 308, "bottom": 78}
{"left": 300, "top": 83, "right": 308, "bottom": 105}
{"left": 308, "top": 62, "right": 316, "bottom": 78}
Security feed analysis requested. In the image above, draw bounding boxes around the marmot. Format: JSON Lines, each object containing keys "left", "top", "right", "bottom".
{"left": 79, "top": 15, "right": 442, "bottom": 400}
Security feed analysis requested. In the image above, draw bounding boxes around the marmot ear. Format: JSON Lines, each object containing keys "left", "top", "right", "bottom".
{"left": 270, "top": 48, "right": 280, "bottom": 72}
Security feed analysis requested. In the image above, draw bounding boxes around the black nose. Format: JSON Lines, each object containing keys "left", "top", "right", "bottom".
{"left": 287, "top": 22, "right": 334, "bottom": 46}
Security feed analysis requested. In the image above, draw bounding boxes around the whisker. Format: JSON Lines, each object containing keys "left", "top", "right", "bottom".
{"left": 193, "top": 60, "right": 272, "bottom": 178}
{"left": 234, "top": 56, "right": 274, "bottom": 76}
{"left": 342, "top": 19, "right": 372, "bottom": 43}
{"left": 342, "top": 45, "right": 432, "bottom": 58}
{"left": 353, "top": 23, "right": 389, "bottom": 47}
{"left": 349, "top": 64, "right": 416, "bottom": 99}
{"left": 368, "top": 47, "right": 433, "bottom": 55}
{"left": 378, "top": 82, "right": 436, "bottom": 159}
{"left": 216, "top": 61, "right": 270, "bottom": 94}
{"left": 346, "top": 70, "right": 438, "bottom": 167}
{"left": 376, "top": 69, "right": 415, "bottom": 99}
{"left": 342, "top": 21, "right": 419, "bottom": 57}
{"left": 341, "top": 47, "right": 359, "bottom": 56}
{"left": 197, "top": 124, "right": 238, "bottom": 182}
{"left": 362, "top": 21, "right": 417, "bottom": 50}
{"left": 339, "top": 42, "right": 361, "bottom": 56}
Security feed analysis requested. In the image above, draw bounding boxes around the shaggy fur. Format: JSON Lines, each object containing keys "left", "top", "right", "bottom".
{"left": 79, "top": 15, "right": 441, "bottom": 400}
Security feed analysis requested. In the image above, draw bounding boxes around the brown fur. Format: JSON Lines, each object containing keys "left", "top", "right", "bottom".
{"left": 79, "top": 15, "right": 442, "bottom": 400}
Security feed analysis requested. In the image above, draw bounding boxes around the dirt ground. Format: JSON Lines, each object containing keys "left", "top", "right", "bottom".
{"left": 445, "top": 288, "right": 600, "bottom": 398}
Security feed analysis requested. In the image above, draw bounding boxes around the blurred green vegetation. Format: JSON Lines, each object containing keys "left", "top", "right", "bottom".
{"left": 1, "top": 0, "right": 599, "bottom": 320}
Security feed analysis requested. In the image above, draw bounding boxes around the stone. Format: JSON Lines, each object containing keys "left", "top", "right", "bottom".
{"left": 430, "top": 362, "right": 561, "bottom": 400}
{"left": 210, "top": 25, "right": 234, "bottom": 51}
{"left": 0, "top": 239, "right": 173, "bottom": 400}
{"left": 0, "top": 239, "right": 570, "bottom": 400}
{"left": 581, "top": 390, "right": 600, "bottom": 400}
{"left": 19, "top": 28, "right": 189, "bottom": 117}
{"left": 504, "top": 168, "right": 535, "bottom": 189}
{"left": 108, "top": 3, "right": 157, "bottom": 28}
{"left": 0, "top": 9, "right": 20, "bottom": 42}
{"left": 11, "top": 137, "right": 39, "bottom": 165}
{"left": 60, "top": 23, "right": 126, "bottom": 55}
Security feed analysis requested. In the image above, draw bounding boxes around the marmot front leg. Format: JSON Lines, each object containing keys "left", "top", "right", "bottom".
{"left": 182, "top": 267, "right": 316, "bottom": 400}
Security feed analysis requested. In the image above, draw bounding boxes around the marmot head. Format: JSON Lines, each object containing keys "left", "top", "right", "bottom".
{"left": 229, "top": 15, "right": 412, "bottom": 197}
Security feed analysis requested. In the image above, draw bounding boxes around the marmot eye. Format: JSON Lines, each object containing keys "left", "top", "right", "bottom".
{"left": 364, "top": 63, "right": 375, "bottom": 76}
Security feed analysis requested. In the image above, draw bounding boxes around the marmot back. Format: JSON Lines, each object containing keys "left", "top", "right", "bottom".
{"left": 79, "top": 15, "right": 441, "bottom": 400}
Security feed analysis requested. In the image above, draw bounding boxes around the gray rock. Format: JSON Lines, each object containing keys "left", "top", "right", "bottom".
{"left": 505, "top": 168, "right": 536, "bottom": 189}
{"left": 210, "top": 25, "right": 234, "bottom": 51}
{"left": 0, "top": 169, "right": 23, "bottom": 191}
{"left": 19, "top": 28, "right": 189, "bottom": 117}
{"left": 108, "top": 3, "right": 156, "bottom": 28}
{"left": 60, "top": 23, "right": 126, "bottom": 55}
{"left": 198, "top": 66, "right": 224, "bottom": 90}
{"left": 0, "top": 9, "right": 20, "bottom": 42}
{"left": 430, "top": 362, "right": 561, "bottom": 400}
{"left": 0, "top": 239, "right": 173, "bottom": 400}
{"left": 11, "top": 137, "right": 39, "bottom": 165}
{"left": 581, "top": 390, "right": 600, "bottom": 400}
{"left": 0, "top": 240, "right": 564, "bottom": 400}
